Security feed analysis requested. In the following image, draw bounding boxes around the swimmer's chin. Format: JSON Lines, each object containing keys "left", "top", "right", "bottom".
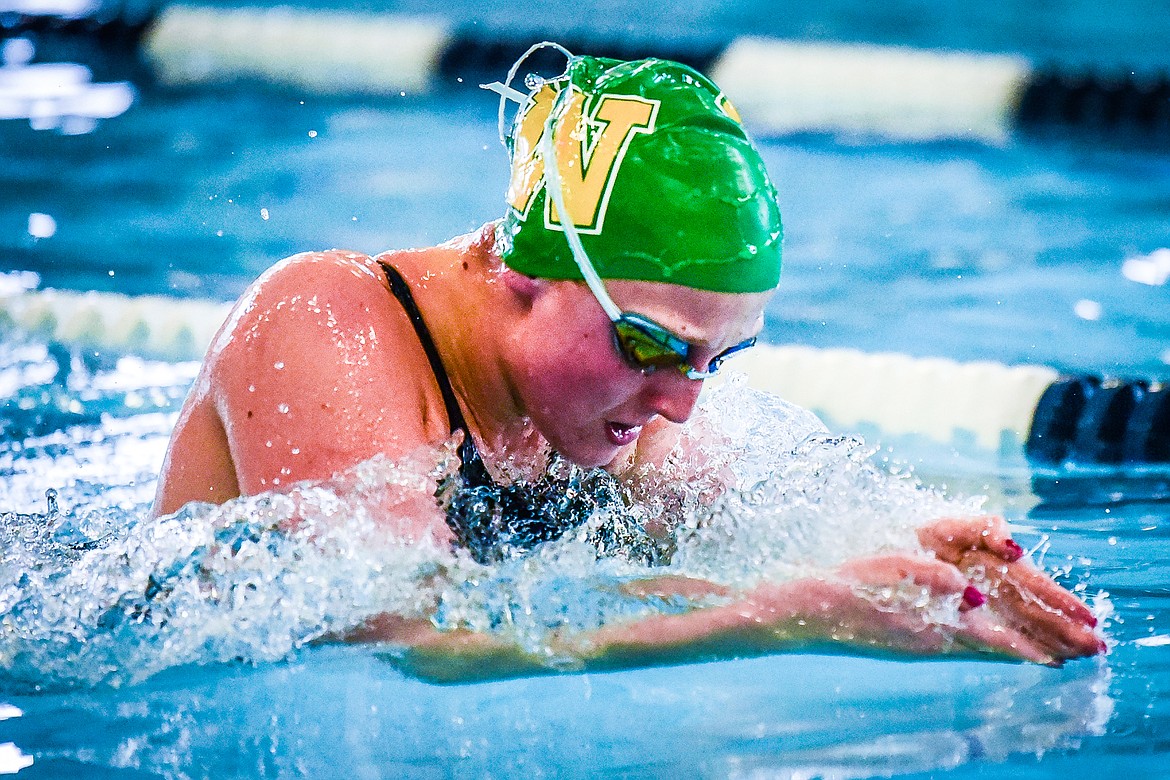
{"left": 536, "top": 419, "right": 647, "bottom": 470}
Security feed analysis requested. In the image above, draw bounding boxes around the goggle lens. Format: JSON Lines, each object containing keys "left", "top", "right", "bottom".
{"left": 612, "top": 315, "right": 756, "bottom": 378}
{"left": 614, "top": 318, "right": 687, "bottom": 369}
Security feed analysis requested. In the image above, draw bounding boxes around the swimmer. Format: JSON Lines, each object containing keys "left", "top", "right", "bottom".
{"left": 153, "top": 50, "right": 1103, "bottom": 667}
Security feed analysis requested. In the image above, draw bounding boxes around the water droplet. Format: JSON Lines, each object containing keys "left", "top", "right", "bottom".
{"left": 28, "top": 212, "right": 57, "bottom": 239}
{"left": 1074, "top": 299, "right": 1102, "bottom": 321}
{"left": 277, "top": 403, "right": 289, "bottom": 414}
{"left": 274, "top": 361, "right": 284, "bottom": 370}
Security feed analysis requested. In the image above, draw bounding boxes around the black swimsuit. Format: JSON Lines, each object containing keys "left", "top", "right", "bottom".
{"left": 380, "top": 261, "right": 655, "bottom": 565}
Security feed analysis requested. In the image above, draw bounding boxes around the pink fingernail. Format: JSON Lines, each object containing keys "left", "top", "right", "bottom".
{"left": 1096, "top": 639, "right": 1108, "bottom": 655}
{"left": 1003, "top": 539, "right": 1025, "bottom": 561}
{"left": 1088, "top": 614, "right": 1098, "bottom": 628}
{"left": 962, "top": 585, "right": 986, "bottom": 608}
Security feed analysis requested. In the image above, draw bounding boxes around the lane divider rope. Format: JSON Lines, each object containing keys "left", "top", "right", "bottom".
{"left": 2, "top": 286, "right": 1165, "bottom": 465}
{"left": 5, "top": 2, "right": 1168, "bottom": 143}
{"left": 0, "top": 286, "right": 231, "bottom": 363}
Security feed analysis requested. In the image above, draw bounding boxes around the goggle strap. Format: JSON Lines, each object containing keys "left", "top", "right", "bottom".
{"left": 483, "top": 41, "right": 574, "bottom": 154}
{"left": 480, "top": 81, "right": 529, "bottom": 106}
{"left": 540, "top": 92, "right": 623, "bottom": 321}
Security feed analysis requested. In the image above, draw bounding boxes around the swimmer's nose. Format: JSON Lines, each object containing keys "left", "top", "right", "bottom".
{"left": 643, "top": 371, "right": 704, "bottom": 424}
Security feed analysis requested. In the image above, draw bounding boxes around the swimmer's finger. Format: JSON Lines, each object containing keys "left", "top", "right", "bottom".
{"left": 917, "top": 516, "right": 996, "bottom": 560}
{"left": 999, "top": 557, "right": 1098, "bottom": 628}
{"left": 963, "top": 551, "right": 1102, "bottom": 659}
{"left": 995, "top": 562, "right": 1103, "bottom": 659}
{"left": 955, "top": 610, "right": 1056, "bottom": 665}
{"left": 963, "top": 548, "right": 1097, "bottom": 631}
{"left": 919, "top": 516, "right": 1022, "bottom": 564}
{"left": 837, "top": 553, "right": 968, "bottom": 596}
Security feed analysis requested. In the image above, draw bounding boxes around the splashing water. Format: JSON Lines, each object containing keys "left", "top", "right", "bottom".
{"left": 1, "top": 376, "right": 983, "bottom": 688}
{"left": 671, "top": 379, "right": 980, "bottom": 585}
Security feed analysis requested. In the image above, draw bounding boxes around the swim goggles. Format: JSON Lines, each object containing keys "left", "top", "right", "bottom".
{"left": 492, "top": 43, "right": 756, "bottom": 381}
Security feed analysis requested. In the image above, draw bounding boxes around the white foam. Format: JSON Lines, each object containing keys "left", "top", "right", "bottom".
{"left": 0, "top": 742, "right": 34, "bottom": 774}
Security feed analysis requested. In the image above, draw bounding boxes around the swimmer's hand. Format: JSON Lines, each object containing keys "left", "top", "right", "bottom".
{"left": 917, "top": 516, "right": 1104, "bottom": 665}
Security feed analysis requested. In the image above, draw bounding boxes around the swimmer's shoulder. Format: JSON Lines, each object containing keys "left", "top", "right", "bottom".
{"left": 206, "top": 247, "right": 454, "bottom": 440}
{"left": 211, "top": 249, "right": 389, "bottom": 348}
{"left": 182, "top": 247, "right": 458, "bottom": 475}
{"left": 254, "top": 249, "right": 387, "bottom": 304}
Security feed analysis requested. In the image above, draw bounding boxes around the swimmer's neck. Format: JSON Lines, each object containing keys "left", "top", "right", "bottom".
{"left": 376, "top": 222, "right": 538, "bottom": 461}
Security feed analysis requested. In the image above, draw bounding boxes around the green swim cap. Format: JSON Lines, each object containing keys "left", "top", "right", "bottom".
{"left": 495, "top": 52, "right": 783, "bottom": 294}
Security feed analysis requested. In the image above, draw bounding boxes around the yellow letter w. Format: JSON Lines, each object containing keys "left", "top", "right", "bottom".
{"left": 506, "top": 86, "right": 658, "bottom": 234}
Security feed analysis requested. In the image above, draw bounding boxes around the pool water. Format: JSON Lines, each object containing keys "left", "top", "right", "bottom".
{"left": 3, "top": 0, "right": 1170, "bottom": 776}
{"left": 0, "top": 366, "right": 1158, "bottom": 779}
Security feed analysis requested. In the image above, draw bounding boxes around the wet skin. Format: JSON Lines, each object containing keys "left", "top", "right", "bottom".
{"left": 154, "top": 223, "right": 1104, "bottom": 665}
{"left": 153, "top": 223, "right": 767, "bottom": 527}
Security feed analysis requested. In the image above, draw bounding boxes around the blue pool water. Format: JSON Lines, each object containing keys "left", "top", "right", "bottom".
{"left": 3, "top": 0, "right": 1170, "bottom": 777}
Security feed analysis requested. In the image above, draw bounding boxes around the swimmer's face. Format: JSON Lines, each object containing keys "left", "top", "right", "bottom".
{"left": 512, "top": 278, "right": 771, "bottom": 468}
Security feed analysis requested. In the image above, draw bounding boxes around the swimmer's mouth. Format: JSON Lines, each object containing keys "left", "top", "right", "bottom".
{"left": 606, "top": 421, "right": 643, "bottom": 446}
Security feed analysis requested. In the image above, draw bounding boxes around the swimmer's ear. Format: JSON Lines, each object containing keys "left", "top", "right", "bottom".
{"left": 501, "top": 268, "right": 550, "bottom": 304}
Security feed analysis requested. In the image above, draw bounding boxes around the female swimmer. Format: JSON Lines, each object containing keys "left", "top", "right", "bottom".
{"left": 154, "top": 51, "right": 1103, "bottom": 667}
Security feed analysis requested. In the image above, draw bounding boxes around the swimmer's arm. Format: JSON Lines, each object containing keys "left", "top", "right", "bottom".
{"left": 153, "top": 377, "right": 242, "bottom": 516}
{"left": 563, "top": 555, "right": 1069, "bottom": 668}
{"left": 211, "top": 252, "right": 422, "bottom": 488}
{"left": 575, "top": 527, "right": 1102, "bottom": 667}
{"left": 580, "top": 524, "right": 1102, "bottom": 670}
{"left": 353, "top": 551, "right": 1101, "bottom": 683}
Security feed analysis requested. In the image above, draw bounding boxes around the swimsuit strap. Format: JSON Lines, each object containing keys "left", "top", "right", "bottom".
{"left": 378, "top": 261, "right": 469, "bottom": 435}
{"left": 378, "top": 261, "right": 491, "bottom": 483}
